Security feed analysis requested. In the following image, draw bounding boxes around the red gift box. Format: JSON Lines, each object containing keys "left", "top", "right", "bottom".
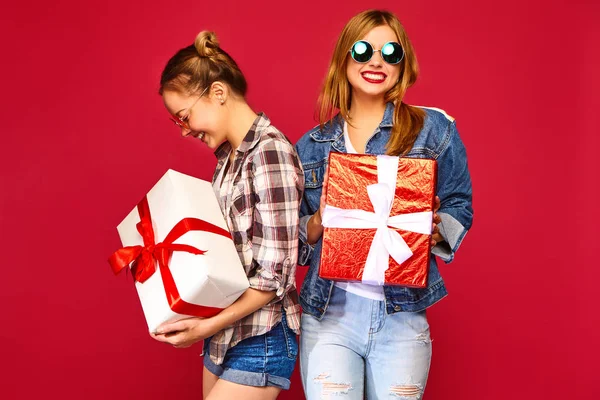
{"left": 319, "top": 152, "right": 437, "bottom": 288}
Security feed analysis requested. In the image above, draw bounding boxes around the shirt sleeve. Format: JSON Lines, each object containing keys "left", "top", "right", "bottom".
{"left": 248, "top": 138, "right": 304, "bottom": 299}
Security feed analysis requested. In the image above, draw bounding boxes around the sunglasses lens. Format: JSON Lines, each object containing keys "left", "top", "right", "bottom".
{"left": 381, "top": 42, "right": 404, "bottom": 64}
{"left": 351, "top": 41, "right": 373, "bottom": 63}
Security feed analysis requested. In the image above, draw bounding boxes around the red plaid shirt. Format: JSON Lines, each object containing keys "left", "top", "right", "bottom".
{"left": 206, "top": 113, "right": 303, "bottom": 365}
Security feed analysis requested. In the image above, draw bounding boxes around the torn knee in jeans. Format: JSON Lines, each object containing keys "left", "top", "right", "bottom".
{"left": 313, "top": 373, "right": 353, "bottom": 398}
{"left": 415, "top": 332, "right": 431, "bottom": 344}
{"left": 389, "top": 383, "right": 424, "bottom": 398}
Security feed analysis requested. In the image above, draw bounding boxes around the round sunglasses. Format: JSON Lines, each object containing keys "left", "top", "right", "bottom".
{"left": 349, "top": 40, "right": 405, "bottom": 65}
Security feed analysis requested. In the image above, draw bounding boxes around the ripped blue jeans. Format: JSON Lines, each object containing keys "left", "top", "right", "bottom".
{"left": 300, "top": 285, "right": 432, "bottom": 399}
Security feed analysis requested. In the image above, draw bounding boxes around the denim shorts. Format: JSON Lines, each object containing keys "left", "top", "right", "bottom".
{"left": 203, "top": 315, "right": 298, "bottom": 390}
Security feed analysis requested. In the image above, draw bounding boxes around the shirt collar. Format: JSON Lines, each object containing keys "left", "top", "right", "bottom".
{"left": 214, "top": 112, "right": 271, "bottom": 159}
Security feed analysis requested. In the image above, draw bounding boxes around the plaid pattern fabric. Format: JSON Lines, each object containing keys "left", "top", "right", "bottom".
{"left": 207, "top": 113, "right": 303, "bottom": 365}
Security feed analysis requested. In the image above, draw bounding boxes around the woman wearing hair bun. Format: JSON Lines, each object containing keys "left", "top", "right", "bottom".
{"left": 152, "top": 31, "right": 303, "bottom": 400}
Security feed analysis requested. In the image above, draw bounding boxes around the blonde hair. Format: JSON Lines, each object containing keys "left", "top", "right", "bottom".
{"left": 318, "top": 10, "right": 425, "bottom": 156}
{"left": 159, "top": 31, "right": 247, "bottom": 97}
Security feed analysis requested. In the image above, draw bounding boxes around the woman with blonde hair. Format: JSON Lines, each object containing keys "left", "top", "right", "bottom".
{"left": 296, "top": 10, "right": 473, "bottom": 399}
{"left": 152, "top": 31, "right": 303, "bottom": 400}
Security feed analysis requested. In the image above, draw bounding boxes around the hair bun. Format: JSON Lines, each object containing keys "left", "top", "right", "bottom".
{"left": 194, "top": 31, "right": 220, "bottom": 58}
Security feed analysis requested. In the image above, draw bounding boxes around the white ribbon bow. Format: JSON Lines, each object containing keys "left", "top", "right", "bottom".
{"left": 321, "top": 155, "right": 432, "bottom": 285}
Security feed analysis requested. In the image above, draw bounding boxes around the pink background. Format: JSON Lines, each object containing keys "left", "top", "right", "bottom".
{"left": 1, "top": 0, "right": 597, "bottom": 398}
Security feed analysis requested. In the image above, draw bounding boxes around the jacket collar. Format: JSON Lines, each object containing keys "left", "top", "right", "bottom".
{"left": 309, "top": 102, "right": 395, "bottom": 142}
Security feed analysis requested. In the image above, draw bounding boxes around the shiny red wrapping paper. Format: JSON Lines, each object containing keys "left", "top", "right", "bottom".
{"left": 319, "top": 153, "right": 437, "bottom": 287}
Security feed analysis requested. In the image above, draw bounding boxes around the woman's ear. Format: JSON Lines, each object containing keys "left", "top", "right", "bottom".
{"left": 210, "top": 81, "right": 228, "bottom": 104}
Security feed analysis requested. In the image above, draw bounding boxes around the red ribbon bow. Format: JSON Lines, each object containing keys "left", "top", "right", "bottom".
{"left": 109, "top": 196, "right": 230, "bottom": 318}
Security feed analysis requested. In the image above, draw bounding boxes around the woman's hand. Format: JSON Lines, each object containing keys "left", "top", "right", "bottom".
{"left": 150, "top": 317, "right": 217, "bottom": 348}
{"left": 307, "top": 168, "right": 329, "bottom": 244}
{"left": 431, "top": 196, "right": 444, "bottom": 246}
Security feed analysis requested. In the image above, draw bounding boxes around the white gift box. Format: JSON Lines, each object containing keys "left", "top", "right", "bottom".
{"left": 114, "top": 169, "right": 249, "bottom": 333}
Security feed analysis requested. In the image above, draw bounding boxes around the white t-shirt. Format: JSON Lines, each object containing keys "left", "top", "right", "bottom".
{"left": 332, "top": 122, "right": 385, "bottom": 301}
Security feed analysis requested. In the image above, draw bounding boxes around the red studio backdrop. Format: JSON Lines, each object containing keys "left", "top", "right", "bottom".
{"left": 0, "top": 0, "right": 598, "bottom": 399}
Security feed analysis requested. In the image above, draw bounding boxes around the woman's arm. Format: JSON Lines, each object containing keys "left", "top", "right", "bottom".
{"left": 432, "top": 120, "right": 474, "bottom": 262}
{"left": 151, "top": 288, "right": 276, "bottom": 348}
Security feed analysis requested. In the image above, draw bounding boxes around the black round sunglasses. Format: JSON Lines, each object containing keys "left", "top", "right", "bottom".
{"left": 349, "top": 40, "right": 405, "bottom": 65}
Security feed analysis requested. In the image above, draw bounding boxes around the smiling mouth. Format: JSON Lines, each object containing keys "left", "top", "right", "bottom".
{"left": 361, "top": 72, "right": 387, "bottom": 83}
{"left": 191, "top": 132, "right": 205, "bottom": 140}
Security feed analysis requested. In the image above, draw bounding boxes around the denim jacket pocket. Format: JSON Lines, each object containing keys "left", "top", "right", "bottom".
{"left": 302, "top": 159, "right": 327, "bottom": 189}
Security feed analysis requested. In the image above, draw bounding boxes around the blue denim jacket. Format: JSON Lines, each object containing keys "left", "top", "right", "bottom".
{"left": 295, "top": 103, "right": 473, "bottom": 319}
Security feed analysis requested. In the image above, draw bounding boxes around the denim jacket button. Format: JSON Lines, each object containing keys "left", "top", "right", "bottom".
{"left": 317, "top": 307, "right": 324, "bottom": 313}
{"left": 393, "top": 305, "right": 402, "bottom": 311}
